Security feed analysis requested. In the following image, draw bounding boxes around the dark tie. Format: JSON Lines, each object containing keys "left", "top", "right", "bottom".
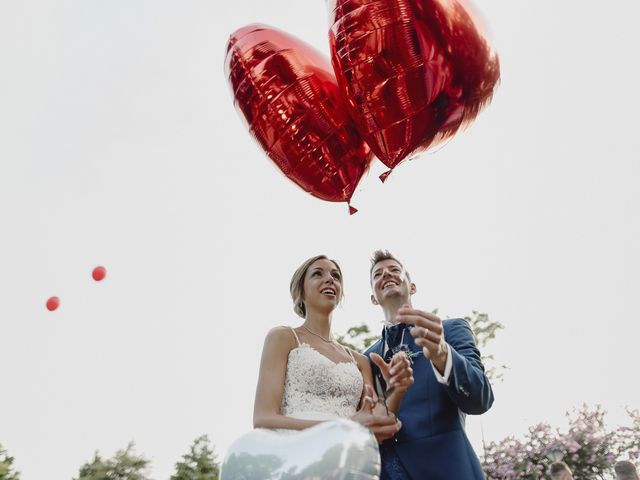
{"left": 383, "top": 323, "right": 407, "bottom": 362}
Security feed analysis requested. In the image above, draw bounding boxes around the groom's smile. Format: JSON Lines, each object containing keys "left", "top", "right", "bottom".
{"left": 383, "top": 280, "right": 399, "bottom": 290}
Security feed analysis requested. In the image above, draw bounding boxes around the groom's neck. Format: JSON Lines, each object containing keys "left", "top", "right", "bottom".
{"left": 381, "top": 297, "right": 411, "bottom": 324}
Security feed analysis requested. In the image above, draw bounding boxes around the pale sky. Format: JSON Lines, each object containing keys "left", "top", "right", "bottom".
{"left": 1, "top": 1, "right": 639, "bottom": 479}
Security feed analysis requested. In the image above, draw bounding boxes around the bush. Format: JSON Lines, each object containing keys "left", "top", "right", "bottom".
{"left": 483, "top": 405, "right": 640, "bottom": 479}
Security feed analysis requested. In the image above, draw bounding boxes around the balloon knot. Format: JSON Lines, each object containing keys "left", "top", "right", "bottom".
{"left": 379, "top": 170, "right": 392, "bottom": 183}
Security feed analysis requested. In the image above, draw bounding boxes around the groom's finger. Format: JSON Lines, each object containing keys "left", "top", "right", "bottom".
{"left": 368, "top": 414, "right": 400, "bottom": 428}
{"left": 396, "top": 313, "right": 436, "bottom": 327}
{"left": 404, "top": 318, "right": 443, "bottom": 336}
{"left": 410, "top": 325, "right": 442, "bottom": 342}
{"left": 414, "top": 337, "right": 441, "bottom": 359}
{"left": 414, "top": 336, "right": 439, "bottom": 349}
{"left": 399, "top": 307, "right": 441, "bottom": 322}
{"left": 390, "top": 365, "right": 413, "bottom": 382}
{"left": 370, "top": 352, "right": 391, "bottom": 375}
{"left": 398, "top": 307, "right": 442, "bottom": 322}
{"left": 388, "top": 352, "right": 408, "bottom": 375}
{"left": 369, "top": 418, "right": 402, "bottom": 442}
{"left": 390, "top": 365, "right": 413, "bottom": 380}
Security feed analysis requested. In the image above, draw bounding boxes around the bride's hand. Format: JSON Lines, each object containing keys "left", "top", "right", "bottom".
{"left": 351, "top": 385, "right": 401, "bottom": 443}
{"left": 370, "top": 352, "right": 414, "bottom": 394}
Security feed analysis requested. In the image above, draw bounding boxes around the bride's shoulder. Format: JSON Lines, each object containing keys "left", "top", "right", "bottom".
{"left": 267, "top": 325, "right": 294, "bottom": 335}
{"left": 263, "top": 326, "right": 298, "bottom": 349}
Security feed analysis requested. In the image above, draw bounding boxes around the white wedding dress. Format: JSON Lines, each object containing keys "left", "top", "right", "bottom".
{"left": 219, "top": 328, "right": 380, "bottom": 479}
{"left": 280, "top": 327, "right": 363, "bottom": 422}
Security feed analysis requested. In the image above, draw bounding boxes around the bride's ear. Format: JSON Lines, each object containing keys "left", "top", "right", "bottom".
{"left": 371, "top": 294, "right": 378, "bottom": 305}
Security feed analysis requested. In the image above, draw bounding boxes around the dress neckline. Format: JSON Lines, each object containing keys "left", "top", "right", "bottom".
{"left": 291, "top": 343, "right": 358, "bottom": 367}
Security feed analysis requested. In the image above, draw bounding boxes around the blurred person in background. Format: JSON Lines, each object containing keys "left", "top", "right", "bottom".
{"left": 615, "top": 460, "right": 639, "bottom": 480}
{"left": 549, "top": 461, "right": 573, "bottom": 480}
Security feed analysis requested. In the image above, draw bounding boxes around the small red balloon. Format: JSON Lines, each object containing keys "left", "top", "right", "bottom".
{"left": 328, "top": 0, "right": 500, "bottom": 178}
{"left": 92, "top": 266, "right": 107, "bottom": 281}
{"left": 46, "top": 296, "right": 60, "bottom": 311}
{"left": 225, "top": 24, "right": 373, "bottom": 210}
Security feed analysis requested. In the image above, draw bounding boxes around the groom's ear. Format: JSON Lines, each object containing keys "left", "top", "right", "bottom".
{"left": 370, "top": 294, "right": 378, "bottom": 305}
{"left": 410, "top": 283, "right": 416, "bottom": 295}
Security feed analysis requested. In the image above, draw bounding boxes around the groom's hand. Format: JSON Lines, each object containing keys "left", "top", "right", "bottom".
{"left": 370, "top": 352, "right": 414, "bottom": 394}
{"left": 397, "top": 305, "right": 449, "bottom": 375}
{"left": 352, "top": 384, "right": 401, "bottom": 443}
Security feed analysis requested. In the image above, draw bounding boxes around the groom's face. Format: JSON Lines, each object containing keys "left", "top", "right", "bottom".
{"left": 370, "top": 259, "right": 414, "bottom": 306}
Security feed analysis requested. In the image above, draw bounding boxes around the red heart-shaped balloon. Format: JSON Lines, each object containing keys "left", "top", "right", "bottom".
{"left": 328, "top": 0, "right": 500, "bottom": 180}
{"left": 225, "top": 24, "right": 373, "bottom": 212}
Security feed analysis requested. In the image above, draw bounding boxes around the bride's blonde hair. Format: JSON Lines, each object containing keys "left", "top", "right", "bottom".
{"left": 290, "top": 254, "right": 344, "bottom": 318}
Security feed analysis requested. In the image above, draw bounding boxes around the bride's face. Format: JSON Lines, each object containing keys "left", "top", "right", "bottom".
{"left": 302, "top": 259, "right": 343, "bottom": 315}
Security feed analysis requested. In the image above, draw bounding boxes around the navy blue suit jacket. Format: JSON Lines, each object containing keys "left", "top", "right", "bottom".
{"left": 365, "top": 318, "right": 494, "bottom": 479}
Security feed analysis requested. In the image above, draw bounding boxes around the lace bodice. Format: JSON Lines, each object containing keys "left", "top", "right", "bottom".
{"left": 281, "top": 341, "right": 363, "bottom": 421}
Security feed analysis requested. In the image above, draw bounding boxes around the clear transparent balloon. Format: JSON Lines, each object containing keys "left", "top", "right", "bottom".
{"left": 220, "top": 419, "right": 381, "bottom": 480}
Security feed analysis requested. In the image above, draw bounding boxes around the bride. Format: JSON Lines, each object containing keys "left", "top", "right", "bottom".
{"left": 253, "top": 254, "right": 413, "bottom": 443}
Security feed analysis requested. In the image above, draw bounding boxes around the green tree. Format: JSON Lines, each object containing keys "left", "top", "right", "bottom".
{"left": 75, "top": 442, "right": 152, "bottom": 480}
{"left": 0, "top": 443, "right": 20, "bottom": 480}
{"left": 463, "top": 310, "right": 507, "bottom": 383}
{"left": 170, "top": 435, "right": 219, "bottom": 480}
{"left": 336, "top": 324, "right": 379, "bottom": 351}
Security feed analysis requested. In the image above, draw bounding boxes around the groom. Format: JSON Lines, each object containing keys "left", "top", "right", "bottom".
{"left": 365, "top": 250, "right": 494, "bottom": 479}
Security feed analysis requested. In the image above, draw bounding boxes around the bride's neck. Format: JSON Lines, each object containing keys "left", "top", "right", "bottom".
{"left": 302, "top": 311, "right": 333, "bottom": 339}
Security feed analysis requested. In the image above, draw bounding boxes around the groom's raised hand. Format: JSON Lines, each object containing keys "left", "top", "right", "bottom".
{"left": 397, "top": 305, "right": 449, "bottom": 375}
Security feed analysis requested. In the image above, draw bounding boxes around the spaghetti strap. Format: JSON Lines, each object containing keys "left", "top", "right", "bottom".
{"left": 342, "top": 345, "right": 357, "bottom": 364}
{"left": 289, "top": 327, "right": 301, "bottom": 346}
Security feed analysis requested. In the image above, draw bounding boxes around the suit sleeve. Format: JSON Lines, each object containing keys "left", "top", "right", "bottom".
{"left": 442, "top": 318, "right": 494, "bottom": 415}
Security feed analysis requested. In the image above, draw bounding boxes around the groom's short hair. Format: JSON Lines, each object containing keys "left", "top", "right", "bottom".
{"left": 369, "top": 250, "right": 411, "bottom": 283}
